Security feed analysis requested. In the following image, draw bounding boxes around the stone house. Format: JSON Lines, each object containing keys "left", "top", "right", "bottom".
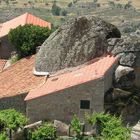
{"left": 0, "top": 13, "right": 51, "bottom": 59}
{"left": 0, "top": 55, "right": 45, "bottom": 114}
{"left": 25, "top": 55, "right": 118, "bottom": 123}
{"left": 0, "top": 54, "right": 118, "bottom": 123}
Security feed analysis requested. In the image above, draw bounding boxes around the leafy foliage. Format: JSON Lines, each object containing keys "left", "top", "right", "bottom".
{"left": 10, "top": 54, "right": 20, "bottom": 64}
{"left": 51, "top": 1, "right": 61, "bottom": 16}
{"left": 0, "top": 109, "right": 27, "bottom": 131}
{"left": 0, "top": 132, "right": 9, "bottom": 140}
{"left": 86, "top": 113, "right": 131, "bottom": 140}
{"left": 70, "top": 115, "right": 82, "bottom": 138}
{"left": 8, "top": 24, "right": 52, "bottom": 58}
{"left": 31, "top": 122, "right": 56, "bottom": 140}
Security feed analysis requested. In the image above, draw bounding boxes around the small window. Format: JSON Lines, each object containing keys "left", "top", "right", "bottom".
{"left": 80, "top": 100, "right": 90, "bottom": 109}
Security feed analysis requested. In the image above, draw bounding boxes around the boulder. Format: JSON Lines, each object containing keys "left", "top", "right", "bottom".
{"left": 35, "top": 15, "right": 121, "bottom": 73}
{"left": 112, "top": 88, "right": 133, "bottom": 100}
{"left": 84, "top": 129, "right": 96, "bottom": 136}
{"left": 54, "top": 120, "right": 69, "bottom": 136}
{"left": 114, "top": 65, "right": 135, "bottom": 88}
{"left": 108, "top": 36, "right": 140, "bottom": 67}
{"left": 119, "top": 52, "right": 136, "bottom": 67}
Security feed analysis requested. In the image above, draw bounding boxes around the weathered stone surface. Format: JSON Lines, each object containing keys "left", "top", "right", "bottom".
{"left": 35, "top": 15, "right": 120, "bottom": 73}
{"left": 108, "top": 36, "right": 140, "bottom": 67}
{"left": 84, "top": 129, "right": 96, "bottom": 136}
{"left": 112, "top": 88, "right": 133, "bottom": 100}
{"left": 119, "top": 53, "right": 136, "bottom": 67}
{"left": 54, "top": 120, "right": 69, "bottom": 136}
{"left": 114, "top": 65, "right": 135, "bottom": 88}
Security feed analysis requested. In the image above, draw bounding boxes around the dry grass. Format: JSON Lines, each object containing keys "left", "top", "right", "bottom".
{"left": 0, "top": 0, "right": 140, "bottom": 28}
{"left": 1, "top": 0, "right": 140, "bottom": 9}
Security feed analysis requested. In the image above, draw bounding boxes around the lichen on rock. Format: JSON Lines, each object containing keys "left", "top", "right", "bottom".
{"left": 35, "top": 15, "right": 121, "bottom": 73}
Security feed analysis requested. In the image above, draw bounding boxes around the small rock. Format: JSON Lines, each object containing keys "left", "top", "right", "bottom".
{"left": 84, "top": 129, "right": 96, "bottom": 136}
{"left": 54, "top": 120, "right": 69, "bottom": 136}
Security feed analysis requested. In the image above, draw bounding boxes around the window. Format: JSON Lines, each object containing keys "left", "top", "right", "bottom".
{"left": 80, "top": 100, "right": 90, "bottom": 109}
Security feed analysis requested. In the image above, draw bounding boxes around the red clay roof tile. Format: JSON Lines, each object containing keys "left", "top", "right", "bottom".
{"left": 25, "top": 55, "right": 118, "bottom": 101}
{"left": 0, "top": 59, "right": 6, "bottom": 72}
{"left": 0, "top": 13, "right": 51, "bottom": 37}
{"left": 0, "top": 55, "right": 45, "bottom": 98}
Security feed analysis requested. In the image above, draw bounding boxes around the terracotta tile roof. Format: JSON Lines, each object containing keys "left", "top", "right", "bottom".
{"left": 0, "top": 13, "right": 51, "bottom": 37}
{"left": 25, "top": 55, "right": 118, "bottom": 101}
{"left": 0, "top": 55, "right": 45, "bottom": 98}
{"left": 0, "top": 59, "right": 6, "bottom": 72}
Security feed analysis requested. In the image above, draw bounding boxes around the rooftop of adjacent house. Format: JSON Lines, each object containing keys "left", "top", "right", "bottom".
{"left": 25, "top": 55, "right": 118, "bottom": 101}
{"left": 0, "top": 55, "right": 45, "bottom": 98}
{"left": 0, "top": 13, "right": 51, "bottom": 38}
{"left": 0, "top": 59, "right": 6, "bottom": 72}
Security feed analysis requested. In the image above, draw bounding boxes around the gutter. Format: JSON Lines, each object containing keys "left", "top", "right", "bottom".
{"left": 33, "top": 68, "right": 49, "bottom": 76}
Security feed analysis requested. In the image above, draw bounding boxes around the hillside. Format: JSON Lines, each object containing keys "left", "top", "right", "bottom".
{"left": 0, "top": 0, "right": 140, "bottom": 36}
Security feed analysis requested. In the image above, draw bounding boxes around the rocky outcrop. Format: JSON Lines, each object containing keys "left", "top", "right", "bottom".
{"left": 107, "top": 35, "right": 140, "bottom": 89}
{"left": 114, "top": 65, "right": 135, "bottom": 89}
{"left": 35, "top": 15, "right": 121, "bottom": 73}
{"left": 108, "top": 36, "right": 140, "bottom": 67}
{"left": 112, "top": 88, "right": 133, "bottom": 100}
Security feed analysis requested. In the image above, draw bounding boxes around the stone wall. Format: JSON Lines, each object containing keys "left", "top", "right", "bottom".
{"left": 104, "top": 60, "right": 118, "bottom": 93}
{"left": 0, "top": 36, "right": 15, "bottom": 59}
{"left": 26, "top": 78, "right": 104, "bottom": 123}
{"left": 0, "top": 93, "right": 27, "bottom": 114}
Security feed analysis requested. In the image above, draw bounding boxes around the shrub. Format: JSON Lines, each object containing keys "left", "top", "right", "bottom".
{"left": 31, "top": 123, "right": 56, "bottom": 140}
{"left": 51, "top": 1, "right": 61, "bottom": 16}
{"left": 0, "top": 132, "right": 9, "bottom": 140}
{"left": 86, "top": 113, "right": 131, "bottom": 140}
{"left": 8, "top": 24, "right": 51, "bottom": 58}
{"left": 122, "top": 26, "right": 135, "bottom": 33}
{"left": 0, "top": 109, "right": 28, "bottom": 131}
{"left": 93, "top": 0, "right": 98, "bottom": 3}
{"left": 10, "top": 54, "right": 20, "bottom": 64}
{"left": 70, "top": 115, "right": 82, "bottom": 138}
{"left": 61, "top": 9, "right": 67, "bottom": 16}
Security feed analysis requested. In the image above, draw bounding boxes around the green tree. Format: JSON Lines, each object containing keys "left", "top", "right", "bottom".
{"left": 51, "top": 1, "right": 61, "bottom": 16}
{"left": 0, "top": 109, "right": 28, "bottom": 131}
{"left": 31, "top": 123, "right": 56, "bottom": 140}
{"left": 86, "top": 113, "right": 131, "bottom": 140}
{"left": 8, "top": 24, "right": 52, "bottom": 58}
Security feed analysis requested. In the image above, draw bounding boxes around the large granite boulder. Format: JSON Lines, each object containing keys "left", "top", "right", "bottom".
{"left": 35, "top": 15, "right": 121, "bottom": 73}
{"left": 108, "top": 36, "right": 140, "bottom": 67}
